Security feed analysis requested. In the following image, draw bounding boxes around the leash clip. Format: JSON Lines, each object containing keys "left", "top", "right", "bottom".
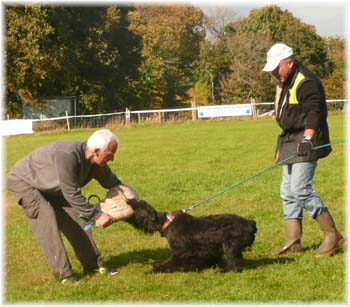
{"left": 80, "top": 194, "right": 101, "bottom": 231}
{"left": 88, "top": 194, "right": 101, "bottom": 205}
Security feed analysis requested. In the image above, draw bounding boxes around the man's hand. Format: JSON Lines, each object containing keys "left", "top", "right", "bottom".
{"left": 297, "top": 137, "right": 313, "bottom": 156}
{"left": 95, "top": 212, "right": 116, "bottom": 229}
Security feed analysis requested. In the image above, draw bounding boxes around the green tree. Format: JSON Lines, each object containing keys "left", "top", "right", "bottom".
{"left": 218, "top": 32, "right": 274, "bottom": 103}
{"left": 194, "top": 40, "right": 218, "bottom": 104}
{"left": 195, "top": 9, "right": 241, "bottom": 104}
{"left": 128, "top": 5, "right": 205, "bottom": 109}
{"left": 187, "top": 80, "right": 210, "bottom": 107}
{"left": 211, "top": 4, "right": 336, "bottom": 104}
{"left": 323, "top": 37, "right": 345, "bottom": 101}
{"left": 43, "top": 6, "right": 141, "bottom": 113}
{"left": 238, "top": 5, "right": 332, "bottom": 78}
{"left": 5, "top": 5, "right": 57, "bottom": 116}
{"left": 5, "top": 5, "right": 141, "bottom": 116}
{"left": 199, "top": 10, "right": 274, "bottom": 104}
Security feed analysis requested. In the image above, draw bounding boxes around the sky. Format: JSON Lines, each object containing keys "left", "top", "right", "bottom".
{"left": 186, "top": 0, "right": 348, "bottom": 38}
{"left": 93, "top": 0, "right": 348, "bottom": 38}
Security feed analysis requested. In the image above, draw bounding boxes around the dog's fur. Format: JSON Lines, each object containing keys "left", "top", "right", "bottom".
{"left": 124, "top": 199, "right": 257, "bottom": 273}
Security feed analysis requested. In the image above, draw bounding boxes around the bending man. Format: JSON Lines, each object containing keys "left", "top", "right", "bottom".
{"left": 8, "top": 129, "right": 122, "bottom": 284}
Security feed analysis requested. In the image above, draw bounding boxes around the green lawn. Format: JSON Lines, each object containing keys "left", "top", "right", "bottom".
{"left": 3, "top": 113, "right": 346, "bottom": 303}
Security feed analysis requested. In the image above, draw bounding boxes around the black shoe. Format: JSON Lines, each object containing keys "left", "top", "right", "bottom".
{"left": 61, "top": 275, "right": 79, "bottom": 285}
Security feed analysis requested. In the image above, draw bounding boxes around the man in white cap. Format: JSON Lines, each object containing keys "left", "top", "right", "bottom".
{"left": 262, "top": 43, "right": 344, "bottom": 257}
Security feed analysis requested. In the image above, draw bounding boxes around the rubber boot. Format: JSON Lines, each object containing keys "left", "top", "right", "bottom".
{"left": 271, "top": 219, "right": 302, "bottom": 255}
{"left": 315, "top": 211, "right": 344, "bottom": 258}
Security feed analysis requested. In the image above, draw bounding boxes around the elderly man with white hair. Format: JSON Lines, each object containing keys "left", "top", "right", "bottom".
{"left": 7, "top": 129, "right": 134, "bottom": 285}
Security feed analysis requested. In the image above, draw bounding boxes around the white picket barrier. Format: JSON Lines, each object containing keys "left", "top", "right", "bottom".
{"left": 2, "top": 99, "right": 347, "bottom": 135}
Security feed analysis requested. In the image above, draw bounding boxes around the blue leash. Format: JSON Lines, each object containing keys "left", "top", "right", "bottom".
{"left": 182, "top": 139, "right": 345, "bottom": 212}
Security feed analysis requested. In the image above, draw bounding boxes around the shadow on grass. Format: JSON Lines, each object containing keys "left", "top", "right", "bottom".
{"left": 243, "top": 256, "right": 296, "bottom": 270}
{"left": 105, "top": 248, "right": 296, "bottom": 272}
{"left": 107, "top": 247, "right": 170, "bottom": 268}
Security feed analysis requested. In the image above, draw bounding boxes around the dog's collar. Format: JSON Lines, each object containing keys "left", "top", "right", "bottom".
{"left": 159, "top": 210, "right": 182, "bottom": 234}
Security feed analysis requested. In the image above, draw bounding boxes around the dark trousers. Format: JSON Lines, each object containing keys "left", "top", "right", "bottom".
{"left": 7, "top": 174, "right": 103, "bottom": 280}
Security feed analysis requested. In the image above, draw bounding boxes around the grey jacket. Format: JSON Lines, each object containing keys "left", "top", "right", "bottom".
{"left": 8, "top": 141, "right": 121, "bottom": 220}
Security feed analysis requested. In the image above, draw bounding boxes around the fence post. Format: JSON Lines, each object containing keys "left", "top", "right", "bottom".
{"left": 191, "top": 100, "right": 197, "bottom": 120}
{"left": 65, "top": 110, "right": 71, "bottom": 131}
{"left": 250, "top": 98, "right": 257, "bottom": 119}
{"left": 125, "top": 108, "right": 130, "bottom": 126}
{"left": 137, "top": 112, "right": 141, "bottom": 124}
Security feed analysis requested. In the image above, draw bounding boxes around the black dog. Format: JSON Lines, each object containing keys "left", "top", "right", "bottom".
{"left": 124, "top": 199, "right": 257, "bottom": 273}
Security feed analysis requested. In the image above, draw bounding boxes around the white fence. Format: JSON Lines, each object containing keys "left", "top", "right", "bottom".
{"left": 1, "top": 99, "right": 347, "bottom": 136}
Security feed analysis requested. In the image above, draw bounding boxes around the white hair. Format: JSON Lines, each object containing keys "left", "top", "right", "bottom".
{"left": 86, "top": 129, "right": 118, "bottom": 151}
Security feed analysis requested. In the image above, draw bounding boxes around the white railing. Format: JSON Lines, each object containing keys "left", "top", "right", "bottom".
{"left": 30, "top": 99, "right": 349, "bottom": 122}
{"left": 2, "top": 99, "right": 347, "bottom": 135}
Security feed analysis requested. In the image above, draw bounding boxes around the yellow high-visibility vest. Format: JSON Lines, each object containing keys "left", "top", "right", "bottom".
{"left": 288, "top": 72, "right": 306, "bottom": 105}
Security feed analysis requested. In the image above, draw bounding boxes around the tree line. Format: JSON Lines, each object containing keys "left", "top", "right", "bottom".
{"left": 5, "top": 4, "right": 345, "bottom": 118}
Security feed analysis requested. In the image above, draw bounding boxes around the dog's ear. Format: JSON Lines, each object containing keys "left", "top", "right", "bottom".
{"left": 157, "top": 212, "right": 168, "bottom": 223}
{"left": 126, "top": 198, "right": 138, "bottom": 206}
{"left": 126, "top": 198, "right": 151, "bottom": 210}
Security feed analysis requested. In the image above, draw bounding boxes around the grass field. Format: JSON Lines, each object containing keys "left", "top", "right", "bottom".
{"left": 3, "top": 113, "right": 347, "bottom": 303}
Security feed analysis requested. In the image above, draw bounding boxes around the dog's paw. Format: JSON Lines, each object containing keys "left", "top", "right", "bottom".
{"left": 221, "top": 265, "right": 243, "bottom": 273}
{"left": 152, "top": 262, "right": 175, "bottom": 273}
{"left": 152, "top": 263, "right": 165, "bottom": 273}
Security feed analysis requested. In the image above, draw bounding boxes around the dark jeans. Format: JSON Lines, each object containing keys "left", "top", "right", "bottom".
{"left": 7, "top": 174, "right": 103, "bottom": 280}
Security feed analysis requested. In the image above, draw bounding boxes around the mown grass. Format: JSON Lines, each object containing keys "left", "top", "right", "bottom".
{"left": 3, "top": 113, "right": 346, "bottom": 303}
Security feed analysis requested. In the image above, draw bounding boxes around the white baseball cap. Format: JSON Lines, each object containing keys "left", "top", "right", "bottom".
{"left": 263, "top": 43, "right": 293, "bottom": 72}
